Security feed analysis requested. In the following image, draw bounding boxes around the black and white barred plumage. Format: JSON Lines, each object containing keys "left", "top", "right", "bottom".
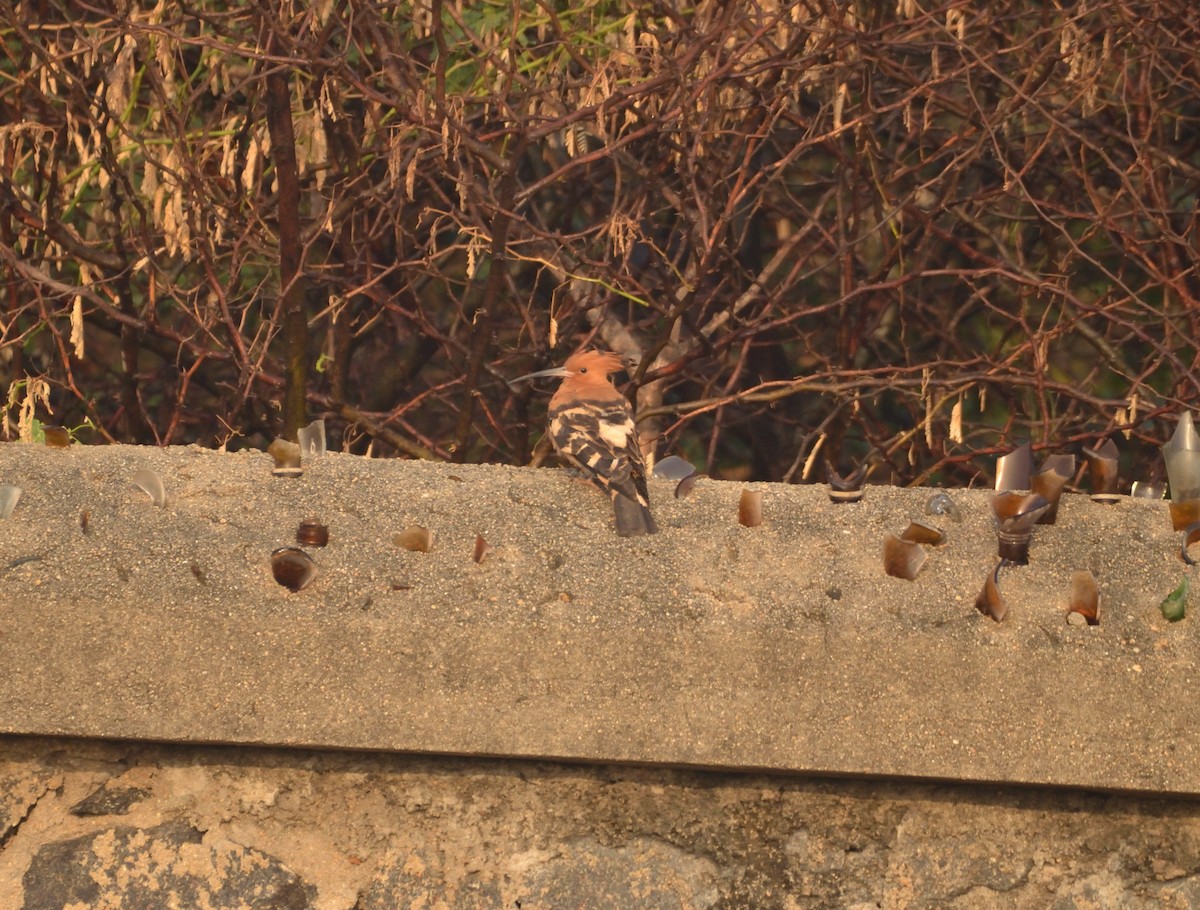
{"left": 548, "top": 392, "right": 657, "bottom": 536}
{"left": 515, "top": 350, "right": 657, "bottom": 537}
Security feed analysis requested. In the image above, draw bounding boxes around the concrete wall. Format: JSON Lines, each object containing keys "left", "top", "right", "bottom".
{"left": 3, "top": 445, "right": 1199, "bottom": 907}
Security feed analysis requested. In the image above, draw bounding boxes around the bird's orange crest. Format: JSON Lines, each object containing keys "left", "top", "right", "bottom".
{"left": 562, "top": 350, "right": 626, "bottom": 379}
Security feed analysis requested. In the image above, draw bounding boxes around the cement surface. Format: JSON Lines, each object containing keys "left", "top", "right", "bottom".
{"left": 0, "top": 443, "right": 1195, "bottom": 794}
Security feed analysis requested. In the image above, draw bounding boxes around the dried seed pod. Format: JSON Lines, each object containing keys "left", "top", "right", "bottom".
{"left": 132, "top": 469, "right": 167, "bottom": 507}
{"left": 267, "top": 438, "right": 303, "bottom": 478}
{"left": 1082, "top": 438, "right": 1120, "bottom": 503}
{"left": 473, "top": 534, "right": 492, "bottom": 563}
{"left": 653, "top": 455, "right": 696, "bottom": 481}
{"left": 1031, "top": 453, "right": 1075, "bottom": 524}
{"left": 883, "top": 533, "right": 927, "bottom": 580}
{"left": 271, "top": 547, "right": 317, "bottom": 592}
{"left": 42, "top": 425, "right": 70, "bottom": 448}
{"left": 900, "top": 520, "right": 945, "bottom": 545}
{"left": 0, "top": 485, "right": 21, "bottom": 520}
{"left": 991, "top": 492, "right": 1050, "bottom": 565}
{"left": 826, "top": 459, "right": 868, "bottom": 504}
{"left": 79, "top": 508, "right": 90, "bottom": 533}
{"left": 296, "top": 519, "right": 329, "bottom": 547}
{"left": 975, "top": 561, "right": 1008, "bottom": 622}
{"left": 298, "top": 418, "right": 327, "bottom": 459}
{"left": 995, "top": 441, "right": 1032, "bottom": 492}
{"left": 738, "top": 489, "right": 763, "bottom": 527}
{"left": 1068, "top": 571, "right": 1100, "bottom": 625}
{"left": 394, "top": 525, "right": 433, "bottom": 552}
{"left": 924, "top": 491, "right": 962, "bottom": 523}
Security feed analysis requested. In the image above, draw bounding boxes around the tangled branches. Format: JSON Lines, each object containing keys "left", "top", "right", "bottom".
{"left": 2, "top": 0, "right": 1198, "bottom": 486}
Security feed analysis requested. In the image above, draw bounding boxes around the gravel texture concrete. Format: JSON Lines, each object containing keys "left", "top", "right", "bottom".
{"left": 0, "top": 442, "right": 1195, "bottom": 794}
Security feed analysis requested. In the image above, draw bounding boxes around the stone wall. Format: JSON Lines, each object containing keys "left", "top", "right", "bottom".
{"left": 3, "top": 736, "right": 1199, "bottom": 909}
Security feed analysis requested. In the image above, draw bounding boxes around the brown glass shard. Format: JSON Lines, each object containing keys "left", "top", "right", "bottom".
{"left": 1068, "top": 570, "right": 1100, "bottom": 625}
{"left": 132, "top": 469, "right": 167, "bottom": 507}
{"left": 267, "top": 438, "right": 303, "bottom": 478}
{"left": 675, "top": 473, "right": 703, "bottom": 499}
{"left": 883, "top": 533, "right": 927, "bottom": 580}
{"left": 1038, "top": 453, "right": 1077, "bottom": 480}
{"left": 1169, "top": 499, "right": 1200, "bottom": 532}
{"left": 1030, "top": 470, "right": 1068, "bottom": 524}
{"left": 473, "top": 534, "right": 492, "bottom": 563}
{"left": 42, "top": 426, "right": 70, "bottom": 448}
{"left": 0, "top": 485, "right": 20, "bottom": 520}
{"left": 975, "top": 561, "right": 1008, "bottom": 622}
{"left": 995, "top": 441, "right": 1032, "bottom": 492}
{"left": 900, "top": 520, "right": 945, "bottom": 545}
{"left": 991, "top": 492, "right": 1050, "bottom": 565}
{"left": 738, "top": 489, "right": 763, "bottom": 527}
{"left": 394, "top": 525, "right": 433, "bottom": 552}
{"left": 190, "top": 562, "right": 209, "bottom": 585}
{"left": 826, "top": 459, "right": 868, "bottom": 504}
{"left": 1031, "top": 453, "right": 1075, "bottom": 524}
{"left": 271, "top": 546, "right": 317, "bottom": 592}
{"left": 1082, "top": 438, "right": 1120, "bottom": 503}
{"left": 1182, "top": 522, "right": 1200, "bottom": 567}
{"left": 296, "top": 519, "right": 329, "bottom": 547}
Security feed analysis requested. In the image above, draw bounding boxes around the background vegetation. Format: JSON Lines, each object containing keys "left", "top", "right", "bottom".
{"left": 2, "top": 0, "right": 1198, "bottom": 488}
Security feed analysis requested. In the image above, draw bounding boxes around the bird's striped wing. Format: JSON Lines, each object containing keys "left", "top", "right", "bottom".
{"left": 548, "top": 399, "right": 656, "bottom": 535}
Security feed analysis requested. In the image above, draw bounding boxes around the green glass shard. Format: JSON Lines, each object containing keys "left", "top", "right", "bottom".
{"left": 1160, "top": 577, "right": 1190, "bottom": 623}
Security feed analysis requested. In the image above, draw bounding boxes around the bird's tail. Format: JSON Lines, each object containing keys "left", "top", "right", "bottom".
{"left": 612, "top": 493, "right": 658, "bottom": 537}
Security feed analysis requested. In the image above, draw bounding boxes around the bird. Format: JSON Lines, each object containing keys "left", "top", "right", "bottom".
{"left": 512, "top": 350, "right": 658, "bottom": 537}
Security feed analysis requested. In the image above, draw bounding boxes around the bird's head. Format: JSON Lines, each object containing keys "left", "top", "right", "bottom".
{"left": 509, "top": 350, "right": 627, "bottom": 387}
{"left": 561, "top": 350, "right": 626, "bottom": 380}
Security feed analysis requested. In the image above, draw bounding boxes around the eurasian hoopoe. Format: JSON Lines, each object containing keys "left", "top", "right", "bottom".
{"left": 513, "top": 351, "right": 658, "bottom": 537}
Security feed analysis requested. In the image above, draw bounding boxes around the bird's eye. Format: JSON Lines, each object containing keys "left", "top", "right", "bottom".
{"left": 578, "top": 367, "right": 588, "bottom": 373}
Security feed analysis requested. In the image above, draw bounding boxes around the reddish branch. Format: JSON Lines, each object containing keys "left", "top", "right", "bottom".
{"left": 0, "top": 0, "right": 1196, "bottom": 489}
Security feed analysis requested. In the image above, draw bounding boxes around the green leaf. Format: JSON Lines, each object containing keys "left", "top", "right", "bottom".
{"left": 1160, "top": 577, "right": 1189, "bottom": 623}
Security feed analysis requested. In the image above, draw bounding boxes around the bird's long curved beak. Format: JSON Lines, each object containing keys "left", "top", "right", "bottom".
{"left": 508, "top": 367, "right": 571, "bottom": 387}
